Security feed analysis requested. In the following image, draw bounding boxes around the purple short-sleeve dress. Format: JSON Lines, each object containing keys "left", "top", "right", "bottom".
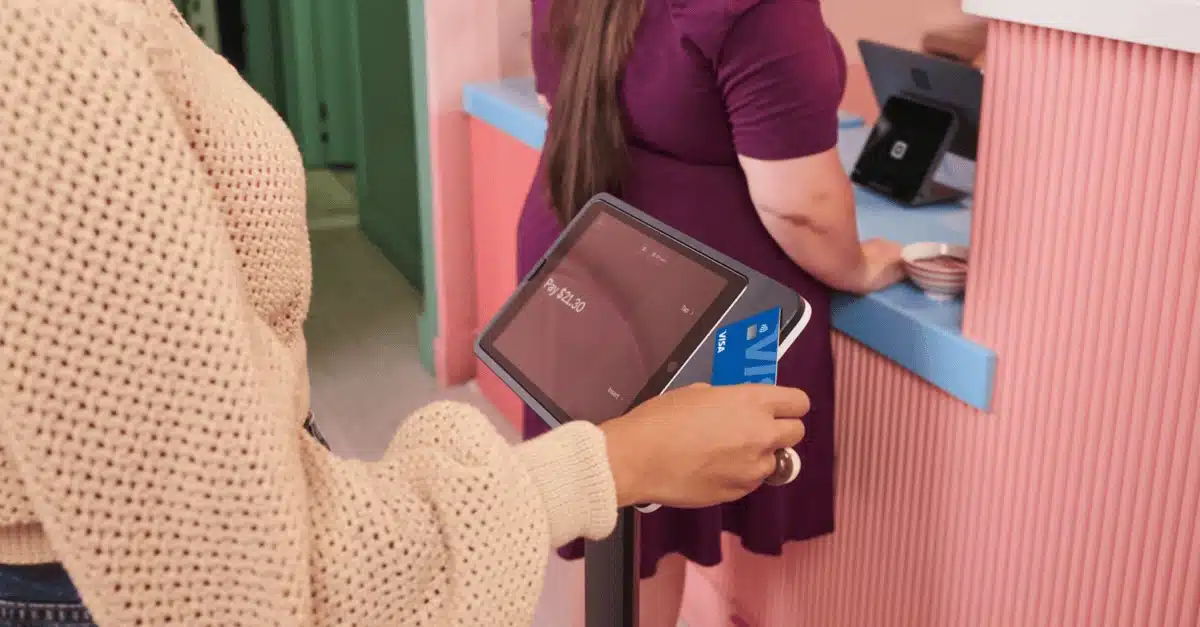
{"left": 519, "top": 0, "right": 846, "bottom": 578}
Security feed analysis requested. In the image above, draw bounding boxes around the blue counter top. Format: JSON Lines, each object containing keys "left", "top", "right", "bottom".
{"left": 464, "top": 77, "right": 996, "bottom": 410}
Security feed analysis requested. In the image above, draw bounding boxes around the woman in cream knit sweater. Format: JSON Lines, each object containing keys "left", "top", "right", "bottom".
{"left": 0, "top": 1, "right": 810, "bottom": 625}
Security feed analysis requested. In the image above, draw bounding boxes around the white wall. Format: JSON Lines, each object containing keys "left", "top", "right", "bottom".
{"left": 965, "top": 0, "right": 1200, "bottom": 53}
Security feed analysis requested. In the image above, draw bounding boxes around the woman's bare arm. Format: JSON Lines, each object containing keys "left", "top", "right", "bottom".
{"left": 739, "top": 149, "right": 870, "bottom": 293}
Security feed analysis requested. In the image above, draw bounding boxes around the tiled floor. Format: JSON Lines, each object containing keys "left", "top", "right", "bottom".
{"left": 304, "top": 170, "right": 584, "bottom": 626}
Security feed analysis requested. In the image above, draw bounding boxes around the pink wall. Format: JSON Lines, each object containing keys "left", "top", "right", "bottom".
{"left": 468, "top": 119, "right": 538, "bottom": 432}
{"left": 823, "top": 0, "right": 962, "bottom": 65}
{"left": 965, "top": 23, "right": 1199, "bottom": 624}
{"left": 423, "top": 1, "right": 531, "bottom": 386}
{"left": 683, "top": 21, "right": 1200, "bottom": 627}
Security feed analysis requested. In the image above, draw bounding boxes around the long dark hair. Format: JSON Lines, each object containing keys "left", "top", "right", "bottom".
{"left": 544, "top": 0, "right": 644, "bottom": 224}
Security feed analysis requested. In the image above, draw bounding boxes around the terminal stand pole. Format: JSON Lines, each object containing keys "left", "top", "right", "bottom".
{"left": 584, "top": 508, "right": 640, "bottom": 627}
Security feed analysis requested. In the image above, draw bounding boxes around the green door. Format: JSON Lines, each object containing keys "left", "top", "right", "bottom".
{"left": 177, "top": 1, "right": 361, "bottom": 169}
{"left": 311, "top": 0, "right": 361, "bottom": 166}
{"left": 189, "top": 0, "right": 432, "bottom": 371}
{"left": 240, "top": 0, "right": 285, "bottom": 116}
{"left": 275, "top": 0, "right": 328, "bottom": 168}
{"left": 258, "top": 0, "right": 423, "bottom": 295}
{"left": 354, "top": 0, "right": 426, "bottom": 295}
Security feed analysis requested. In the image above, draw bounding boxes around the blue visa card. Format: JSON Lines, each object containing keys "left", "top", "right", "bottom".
{"left": 711, "top": 307, "right": 781, "bottom": 386}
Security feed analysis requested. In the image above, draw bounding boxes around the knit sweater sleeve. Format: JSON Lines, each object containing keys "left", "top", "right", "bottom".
{"left": 0, "top": 2, "right": 616, "bottom": 626}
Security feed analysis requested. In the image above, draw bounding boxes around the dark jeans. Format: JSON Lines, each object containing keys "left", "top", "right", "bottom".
{"left": 0, "top": 564, "right": 93, "bottom": 627}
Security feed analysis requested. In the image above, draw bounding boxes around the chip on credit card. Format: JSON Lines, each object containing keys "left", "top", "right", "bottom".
{"left": 711, "top": 307, "right": 780, "bottom": 386}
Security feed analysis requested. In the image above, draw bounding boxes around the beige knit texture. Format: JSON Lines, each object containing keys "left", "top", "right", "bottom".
{"left": 0, "top": 1, "right": 617, "bottom": 624}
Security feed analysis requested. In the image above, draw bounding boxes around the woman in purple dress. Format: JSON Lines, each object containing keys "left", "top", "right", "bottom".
{"left": 519, "top": 0, "right": 905, "bottom": 623}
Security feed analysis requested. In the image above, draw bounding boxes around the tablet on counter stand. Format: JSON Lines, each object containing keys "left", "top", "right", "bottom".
{"left": 475, "top": 193, "right": 811, "bottom": 627}
{"left": 851, "top": 94, "right": 963, "bottom": 206}
{"left": 854, "top": 40, "right": 985, "bottom": 206}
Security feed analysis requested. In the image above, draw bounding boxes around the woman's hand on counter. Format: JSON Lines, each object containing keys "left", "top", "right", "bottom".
{"left": 851, "top": 238, "right": 906, "bottom": 295}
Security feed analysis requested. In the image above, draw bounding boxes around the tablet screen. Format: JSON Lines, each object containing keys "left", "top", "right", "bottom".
{"left": 852, "top": 95, "right": 956, "bottom": 202}
{"left": 482, "top": 202, "right": 746, "bottom": 425}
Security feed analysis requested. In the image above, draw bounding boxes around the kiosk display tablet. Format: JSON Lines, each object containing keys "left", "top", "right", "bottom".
{"left": 857, "top": 39, "right": 983, "bottom": 161}
{"left": 476, "top": 194, "right": 811, "bottom": 430}
{"left": 852, "top": 94, "right": 960, "bottom": 205}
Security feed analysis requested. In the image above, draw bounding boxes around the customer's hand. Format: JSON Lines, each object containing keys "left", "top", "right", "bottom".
{"left": 599, "top": 383, "right": 809, "bottom": 509}
{"left": 853, "top": 238, "right": 906, "bottom": 294}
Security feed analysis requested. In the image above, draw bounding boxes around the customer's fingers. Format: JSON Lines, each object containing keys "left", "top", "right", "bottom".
{"left": 767, "top": 418, "right": 807, "bottom": 449}
{"left": 753, "top": 452, "right": 779, "bottom": 482}
{"left": 738, "top": 384, "right": 811, "bottom": 417}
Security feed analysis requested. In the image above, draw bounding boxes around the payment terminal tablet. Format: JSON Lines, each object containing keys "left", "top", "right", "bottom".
{"left": 851, "top": 94, "right": 962, "bottom": 206}
{"left": 475, "top": 193, "right": 811, "bottom": 432}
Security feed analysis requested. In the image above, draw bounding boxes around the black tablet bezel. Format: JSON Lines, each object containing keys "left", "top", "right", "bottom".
{"left": 857, "top": 39, "right": 983, "bottom": 161}
{"left": 477, "top": 198, "right": 748, "bottom": 426}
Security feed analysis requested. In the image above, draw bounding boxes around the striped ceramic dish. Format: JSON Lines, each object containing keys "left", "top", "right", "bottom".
{"left": 901, "top": 242, "right": 969, "bottom": 300}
